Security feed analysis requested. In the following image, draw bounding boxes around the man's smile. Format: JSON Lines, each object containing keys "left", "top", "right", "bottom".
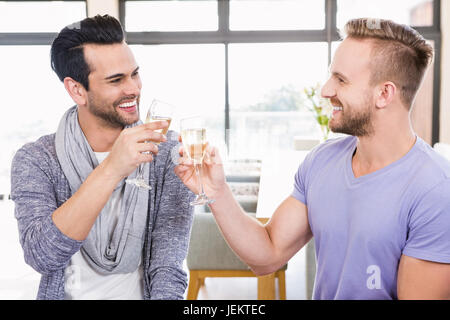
{"left": 332, "top": 105, "right": 343, "bottom": 117}
{"left": 117, "top": 99, "right": 137, "bottom": 113}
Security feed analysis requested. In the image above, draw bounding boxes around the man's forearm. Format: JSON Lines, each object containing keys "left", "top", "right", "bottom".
{"left": 51, "top": 160, "right": 122, "bottom": 241}
{"left": 209, "top": 184, "right": 277, "bottom": 272}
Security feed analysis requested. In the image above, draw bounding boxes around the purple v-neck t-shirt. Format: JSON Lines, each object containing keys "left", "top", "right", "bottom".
{"left": 292, "top": 135, "right": 450, "bottom": 300}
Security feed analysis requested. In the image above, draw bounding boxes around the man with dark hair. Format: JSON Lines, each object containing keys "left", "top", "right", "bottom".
{"left": 10, "top": 15, "right": 194, "bottom": 300}
{"left": 176, "top": 18, "right": 450, "bottom": 299}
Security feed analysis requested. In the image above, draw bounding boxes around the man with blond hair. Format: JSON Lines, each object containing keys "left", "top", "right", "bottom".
{"left": 175, "top": 18, "right": 450, "bottom": 299}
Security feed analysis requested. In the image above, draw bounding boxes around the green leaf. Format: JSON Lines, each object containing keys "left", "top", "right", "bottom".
{"left": 318, "top": 115, "right": 329, "bottom": 126}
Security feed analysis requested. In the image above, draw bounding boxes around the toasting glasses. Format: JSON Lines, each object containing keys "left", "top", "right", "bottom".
{"left": 126, "top": 99, "right": 174, "bottom": 190}
{"left": 180, "top": 116, "right": 214, "bottom": 206}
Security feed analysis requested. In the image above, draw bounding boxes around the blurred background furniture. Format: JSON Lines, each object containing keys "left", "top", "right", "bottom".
{"left": 186, "top": 161, "right": 287, "bottom": 300}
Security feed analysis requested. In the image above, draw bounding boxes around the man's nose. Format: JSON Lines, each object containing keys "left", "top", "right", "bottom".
{"left": 321, "top": 78, "right": 335, "bottom": 98}
{"left": 123, "top": 77, "right": 141, "bottom": 96}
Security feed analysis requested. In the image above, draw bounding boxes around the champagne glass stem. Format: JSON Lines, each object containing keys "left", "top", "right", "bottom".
{"left": 125, "top": 157, "right": 151, "bottom": 190}
{"left": 195, "top": 163, "right": 205, "bottom": 197}
{"left": 135, "top": 163, "right": 144, "bottom": 180}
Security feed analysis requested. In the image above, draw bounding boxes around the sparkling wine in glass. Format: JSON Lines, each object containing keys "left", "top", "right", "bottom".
{"left": 146, "top": 100, "right": 174, "bottom": 144}
{"left": 180, "top": 116, "right": 214, "bottom": 206}
{"left": 126, "top": 99, "right": 174, "bottom": 190}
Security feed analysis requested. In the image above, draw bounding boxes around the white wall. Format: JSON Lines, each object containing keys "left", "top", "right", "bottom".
{"left": 86, "top": 0, "right": 119, "bottom": 18}
{"left": 440, "top": 0, "right": 450, "bottom": 143}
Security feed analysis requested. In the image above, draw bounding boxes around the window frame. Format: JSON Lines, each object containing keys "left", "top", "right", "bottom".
{"left": 0, "top": 0, "right": 87, "bottom": 200}
{"left": 121, "top": 0, "right": 442, "bottom": 146}
{"left": 0, "top": 0, "right": 87, "bottom": 44}
{"left": 0, "top": 0, "right": 440, "bottom": 145}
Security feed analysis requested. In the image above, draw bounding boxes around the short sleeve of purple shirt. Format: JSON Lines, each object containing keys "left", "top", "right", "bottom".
{"left": 291, "top": 135, "right": 450, "bottom": 300}
{"left": 403, "top": 178, "right": 450, "bottom": 263}
{"left": 291, "top": 149, "right": 315, "bottom": 205}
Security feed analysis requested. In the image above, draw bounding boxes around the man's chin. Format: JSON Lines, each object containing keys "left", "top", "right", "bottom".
{"left": 330, "top": 125, "right": 372, "bottom": 137}
{"left": 121, "top": 116, "right": 140, "bottom": 127}
{"left": 116, "top": 108, "right": 140, "bottom": 124}
{"left": 329, "top": 123, "right": 352, "bottom": 136}
{"left": 328, "top": 120, "right": 341, "bottom": 134}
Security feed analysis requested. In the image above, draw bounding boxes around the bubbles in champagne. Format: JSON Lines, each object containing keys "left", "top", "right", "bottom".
{"left": 181, "top": 128, "right": 207, "bottom": 164}
{"left": 147, "top": 115, "right": 172, "bottom": 144}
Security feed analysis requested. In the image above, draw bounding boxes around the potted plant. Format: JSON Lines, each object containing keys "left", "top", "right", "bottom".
{"left": 303, "top": 84, "right": 332, "bottom": 141}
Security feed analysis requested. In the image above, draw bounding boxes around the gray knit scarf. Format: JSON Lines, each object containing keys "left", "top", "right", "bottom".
{"left": 55, "top": 106, "right": 149, "bottom": 274}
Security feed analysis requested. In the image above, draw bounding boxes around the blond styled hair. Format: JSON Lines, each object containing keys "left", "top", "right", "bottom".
{"left": 342, "top": 18, "right": 434, "bottom": 109}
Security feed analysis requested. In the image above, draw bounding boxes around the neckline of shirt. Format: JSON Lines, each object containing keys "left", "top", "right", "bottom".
{"left": 345, "top": 135, "right": 422, "bottom": 186}
{"left": 94, "top": 151, "right": 110, "bottom": 164}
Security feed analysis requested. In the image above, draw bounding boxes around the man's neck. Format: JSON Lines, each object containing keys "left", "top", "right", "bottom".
{"left": 352, "top": 119, "right": 416, "bottom": 178}
{"left": 77, "top": 105, "right": 123, "bottom": 153}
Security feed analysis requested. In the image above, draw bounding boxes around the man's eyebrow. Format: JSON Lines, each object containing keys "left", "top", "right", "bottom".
{"left": 104, "top": 66, "right": 139, "bottom": 80}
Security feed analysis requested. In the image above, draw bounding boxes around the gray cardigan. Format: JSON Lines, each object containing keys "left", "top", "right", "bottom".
{"left": 10, "top": 132, "right": 194, "bottom": 300}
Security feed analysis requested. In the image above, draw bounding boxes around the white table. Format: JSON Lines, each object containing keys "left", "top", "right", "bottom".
{"left": 256, "top": 150, "right": 309, "bottom": 219}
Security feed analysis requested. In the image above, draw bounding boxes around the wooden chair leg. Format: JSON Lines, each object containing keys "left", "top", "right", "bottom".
{"left": 187, "top": 271, "right": 201, "bottom": 300}
{"left": 257, "top": 273, "right": 276, "bottom": 300}
{"left": 277, "top": 271, "right": 286, "bottom": 300}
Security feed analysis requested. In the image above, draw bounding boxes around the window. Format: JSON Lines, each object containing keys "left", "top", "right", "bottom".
{"left": 130, "top": 44, "right": 225, "bottom": 143}
{"left": 0, "top": 1, "right": 86, "bottom": 195}
{"left": 123, "top": 0, "right": 441, "bottom": 159}
{"left": 0, "top": 1, "right": 86, "bottom": 32}
{"left": 337, "top": 0, "right": 434, "bottom": 29}
{"left": 229, "top": 0, "right": 325, "bottom": 31}
{"left": 125, "top": 0, "right": 218, "bottom": 31}
{"left": 0, "top": 46, "right": 73, "bottom": 190}
{"left": 124, "top": 0, "right": 334, "bottom": 160}
{"left": 228, "top": 43, "right": 328, "bottom": 158}
{"left": 0, "top": 0, "right": 87, "bottom": 298}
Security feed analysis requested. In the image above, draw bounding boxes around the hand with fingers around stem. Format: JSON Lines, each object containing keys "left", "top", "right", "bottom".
{"left": 174, "top": 135, "right": 227, "bottom": 202}
{"left": 101, "top": 120, "right": 169, "bottom": 181}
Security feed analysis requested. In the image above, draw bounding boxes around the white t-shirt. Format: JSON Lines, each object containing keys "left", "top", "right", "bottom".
{"left": 64, "top": 152, "right": 144, "bottom": 300}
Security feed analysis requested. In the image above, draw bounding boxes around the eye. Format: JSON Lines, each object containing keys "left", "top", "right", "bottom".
{"left": 110, "top": 78, "right": 121, "bottom": 83}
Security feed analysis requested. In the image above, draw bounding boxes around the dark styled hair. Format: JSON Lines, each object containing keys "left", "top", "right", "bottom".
{"left": 50, "top": 14, "right": 124, "bottom": 90}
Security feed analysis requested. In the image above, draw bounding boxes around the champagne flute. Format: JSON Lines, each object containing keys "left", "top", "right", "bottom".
{"left": 126, "top": 99, "right": 174, "bottom": 190}
{"left": 180, "top": 116, "right": 214, "bottom": 206}
{"left": 146, "top": 99, "right": 174, "bottom": 143}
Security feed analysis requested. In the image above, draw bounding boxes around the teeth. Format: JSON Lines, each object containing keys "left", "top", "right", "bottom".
{"left": 333, "top": 106, "right": 343, "bottom": 111}
{"left": 118, "top": 100, "right": 136, "bottom": 108}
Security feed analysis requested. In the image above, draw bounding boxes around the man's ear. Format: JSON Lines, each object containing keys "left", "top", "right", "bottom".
{"left": 375, "top": 81, "right": 396, "bottom": 110}
{"left": 63, "top": 77, "right": 87, "bottom": 106}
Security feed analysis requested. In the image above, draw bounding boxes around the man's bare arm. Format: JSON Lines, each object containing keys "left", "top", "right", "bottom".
{"left": 397, "top": 254, "right": 450, "bottom": 300}
{"left": 209, "top": 187, "right": 312, "bottom": 275}
{"left": 175, "top": 143, "right": 312, "bottom": 275}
